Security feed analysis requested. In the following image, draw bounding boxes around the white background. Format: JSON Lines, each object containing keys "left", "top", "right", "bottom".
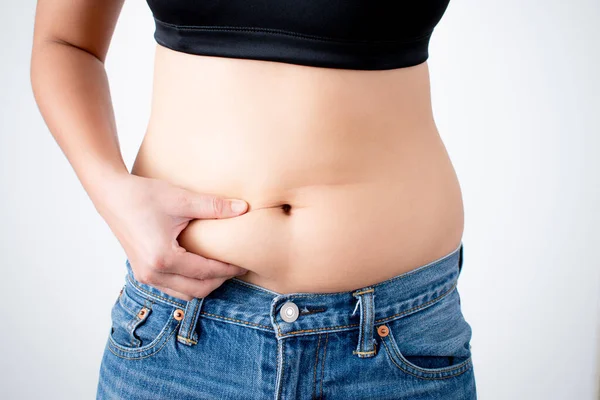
{"left": 1, "top": 0, "right": 599, "bottom": 399}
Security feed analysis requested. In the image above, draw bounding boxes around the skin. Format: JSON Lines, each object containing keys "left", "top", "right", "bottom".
{"left": 31, "top": 0, "right": 464, "bottom": 298}
{"left": 31, "top": 0, "right": 250, "bottom": 301}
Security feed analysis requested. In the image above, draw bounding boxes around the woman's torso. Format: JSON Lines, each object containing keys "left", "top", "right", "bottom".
{"left": 131, "top": 44, "right": 464, "bottom": 294}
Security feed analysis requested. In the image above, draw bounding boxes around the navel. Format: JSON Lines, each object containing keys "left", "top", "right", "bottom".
{"left": 281, "top": 203, "right": 292, "bottom": 215}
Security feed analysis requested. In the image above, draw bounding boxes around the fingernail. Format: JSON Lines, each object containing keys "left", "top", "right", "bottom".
{"left": 230, "top": 200, "right": 247, "bottom": 213}
{"left": 236, "top": 269, "right": 248, "bottom": 276}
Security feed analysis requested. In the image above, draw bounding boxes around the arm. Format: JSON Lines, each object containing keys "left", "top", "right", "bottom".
{"left": 30, "top": 0, "right": 250, "bottom": 300}
{"left": 31, "top": 0, "right": 128, "bottom": 205}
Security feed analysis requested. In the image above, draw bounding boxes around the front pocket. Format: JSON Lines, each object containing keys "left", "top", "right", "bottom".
{"left": 377, "top": 287, "right": 473, "bottom": 380}
{"left": 107, "top": 283, "right": 183, "bottom": 360}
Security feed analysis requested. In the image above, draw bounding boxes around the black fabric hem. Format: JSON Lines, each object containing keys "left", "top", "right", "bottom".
{"left": 153, "top": 20, "right": 431, "bottom": 71}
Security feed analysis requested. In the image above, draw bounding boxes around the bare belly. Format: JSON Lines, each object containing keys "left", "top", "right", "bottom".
{"left": 130, "top": 44, "right": 464, "bottom": 294}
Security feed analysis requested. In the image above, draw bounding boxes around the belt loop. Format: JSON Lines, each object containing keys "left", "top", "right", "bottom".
{"left": 176, "top": 297, "right": 204, "bottom": 346}
{"left": 351, "top": 287, "right": 376, "bottom": 358}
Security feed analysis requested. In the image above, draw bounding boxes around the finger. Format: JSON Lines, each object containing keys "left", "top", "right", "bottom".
{"left": 150, "top": 283, "right": 194, "bottom": 302}
{"left": 161, "top": 249, "right": 248, "bottom": 280}
{"left": 168, "top": 188, "right": 248, "bottom": 219}
{"left": 153, "top": 273, "right": 231, "bottom": 299}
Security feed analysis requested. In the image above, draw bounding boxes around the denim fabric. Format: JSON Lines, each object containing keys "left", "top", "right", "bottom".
{"left": 97, "top": 242, "right": 476, "bottom": 399}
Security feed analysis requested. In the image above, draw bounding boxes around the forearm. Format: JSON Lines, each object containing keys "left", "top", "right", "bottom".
{"left": 30, "top": 38, "right": 129, "bottom": 207}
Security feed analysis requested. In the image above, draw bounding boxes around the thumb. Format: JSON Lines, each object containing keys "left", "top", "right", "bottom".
{"left": 170, "top": 189, "right": 248, "bottom": 219}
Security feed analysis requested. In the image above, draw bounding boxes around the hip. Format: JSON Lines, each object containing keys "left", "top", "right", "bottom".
{"left": 97, "top": 242, "right": 476, "bottom": 399}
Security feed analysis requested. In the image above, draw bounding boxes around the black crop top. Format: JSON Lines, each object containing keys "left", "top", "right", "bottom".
{"left": 145, "top": 1, "right": 451, "bottom": 70}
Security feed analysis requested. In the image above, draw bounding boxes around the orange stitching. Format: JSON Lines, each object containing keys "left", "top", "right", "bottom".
{"left": 352, "top": 350, "right": 376, "bottom": 355}
{"left": 313, "top": 334, "right": 321, "bottom": 400}
{"left": 127, "top": 274, "right": 186, "bottom": 308}
{"left": 200, "top": 311, "right": 273, "bottom": 330}
{"left": 230, "top": 278, "right": 281, "bottom": 296}
{"left": 374, "top": 280, "right": 458, "bottom": 325}
{"left": 320, "top": 333, "right": 328, "bottom": 400}
{"left": 108, "top": 322, "right": 180, "bottom": 360}
{"left": 352, "top": 288, "right": 374, "bottom": 296}
{"left": 278, "top": 339, "right": 285, "bottom": 400}
{"left": 385, "top": 323, "right": 471, "bottom": 374}
{"left": 278, "top": 282, "right": 456, "bottom": 336}
{"left": 125, "top": 273, "right": 458, "bottom": 341}
{"left": 177, "top": 335, "right": 198, "bottom": 345}
{"left": 109, "top": 319, "right": 180, "bottom": 354}
{"left": 300, "top": 308, "right": 327, "bottom": 315}
{"left": 379, "top": 336, "right": 472, "bottom": 380}
{"left": 275, "top": 339, "right": 281, "bottom": 400}
{"left": 286, "top": 323, "right": 360, "bottom": 335}
{"left": 184, "top": 299, "right": 200, "bottom": 340}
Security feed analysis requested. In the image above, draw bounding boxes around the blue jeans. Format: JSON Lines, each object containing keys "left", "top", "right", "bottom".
{"left": 97, "top": 242, "right": 476, "bottom": 399}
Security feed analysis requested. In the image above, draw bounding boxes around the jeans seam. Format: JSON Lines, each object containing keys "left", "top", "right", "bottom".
{"left": 313, "top": 334, "right": 321, "bottom": 400}
{"left": 320, "top": 333, "right": 328, "bottom": 399}
{"left": 108, "top": 320, "right": 181, "bottom": 359}
{"left": 380, "top": 336, "right": 473, "bottom": 380}
{"left": 126, "top": 274, "right": 186, "bottom": 308}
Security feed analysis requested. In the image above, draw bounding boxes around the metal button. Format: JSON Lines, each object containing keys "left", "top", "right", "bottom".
{"left": 280, "top": 301, "right": 299, "bottom": 322}
{"left": 377, "top": 325, "right": 389, "bottom": 337}
{"left": 137, "top": 307, "right": 148, "bottom": 319}
{"left": 173, "top": 309, "right": 185, "bottom": 321}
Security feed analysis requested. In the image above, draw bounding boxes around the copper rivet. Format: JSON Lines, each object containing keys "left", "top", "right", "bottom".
{"left": 377, "top": 325, "right": 389, "bottom": 337}
{"left": 137, "top": 308, "right": 147, "bottom": 318}
{"left": 173, "top": 309, "right": 185, "bottom": 321}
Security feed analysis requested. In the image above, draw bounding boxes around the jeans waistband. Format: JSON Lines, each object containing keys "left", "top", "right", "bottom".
{"left": 124, "top": 241, "right": 464, "bottom": 357}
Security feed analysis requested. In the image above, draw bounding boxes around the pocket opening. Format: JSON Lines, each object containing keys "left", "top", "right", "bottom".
{"left": 107, "top": 282, "right": 181, "bottom": 360}
{"left": 376, "top": 289, "right": 473, "bottom": 380}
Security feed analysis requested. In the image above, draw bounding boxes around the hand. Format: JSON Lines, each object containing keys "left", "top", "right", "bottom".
{"left": 94, "top": 173, "right": 250, "bottom": 301}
